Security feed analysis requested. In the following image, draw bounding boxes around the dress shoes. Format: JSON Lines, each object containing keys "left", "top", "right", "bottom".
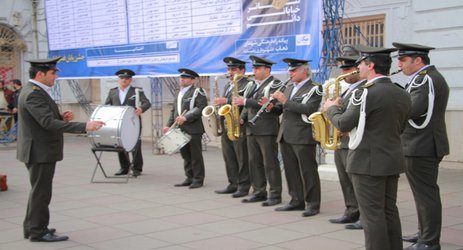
{"left": 132, "top": 170, "right": 141, "bottom": 177}
{"left": 242, "top": 195, "right": 267, "bottom": 203}
{"left": 215, "top": 186, "right": 237, "bottom": 194}
{"left": 402, "top": 232, "right": 419, "bottom": 243}
{"left": 262, "top": 198, "right": 282, "bottom": 207}
{"left": 189, "top": 182, "right": 203, "bottom": 189}
{"left": 231, "top": 190, "right": 248, "bottom": 198}
{"left": 328, "top": 215, "right": 359, "bottom": 224}
{"left": 345, "top": 221, "right": 363, "bottom": 230}
{"left": 174, "top": 179, "right": 193, "bottom": 187}
{"left": 30, "top": 232, "right": 69, "bottom": 242}
{"left": 275, "top": 204, "right": 305, "bottom": 211}
{"left": 114, "top": 169, "right": 129, "bottom": 176}
{"left": 404, "top": 242, "right": 441, "bottom": 250}
{"left": 302, "top": 208, "right": 320, "bottom": 217}
{"left": 24, "top": 228, "right": 56, "bottom": 239}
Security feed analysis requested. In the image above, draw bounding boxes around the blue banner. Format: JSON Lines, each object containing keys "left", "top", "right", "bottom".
{"left": 46, "top": 0, "right": 321, "bottom": 78}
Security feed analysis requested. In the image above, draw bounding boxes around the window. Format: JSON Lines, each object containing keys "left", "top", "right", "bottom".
{"left": 341, "top": 14, "right": 385, "bottom": 47}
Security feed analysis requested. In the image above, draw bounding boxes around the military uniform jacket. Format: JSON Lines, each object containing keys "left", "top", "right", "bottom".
{"left": 167, "top": 86, "right": 207, "bottom": 135}
{"left": 105, "top": 86, "right": 151, "bottom": 112}
{"left": 326, "top": 77, "right": 411, "bottom": 176}
{"left": 16, "top": 82, "right": 86, "bottom": 163}
{"left": 241, "top": 76, "right": 282, "bottom": 136}
{"left": 276, "top": 79, "right": 322, "bottom": 145}
{"left": 401, "top": 66, "right": 449, "bottom": 157}
{"left": 338, "top": 80, "right": 367, "bottom": 149}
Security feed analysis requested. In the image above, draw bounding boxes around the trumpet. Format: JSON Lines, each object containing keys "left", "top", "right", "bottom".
{"left": 249, "top": 77, "right": 292, "bottom": 125}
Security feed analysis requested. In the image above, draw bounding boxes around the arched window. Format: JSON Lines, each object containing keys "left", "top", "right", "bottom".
{"left": 0, "top": 25, "right": 25, "bottom": 82}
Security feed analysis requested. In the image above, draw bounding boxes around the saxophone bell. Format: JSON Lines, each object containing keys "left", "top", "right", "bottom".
{"left": 309, "top": 70, "right": 359, "bottom": 150}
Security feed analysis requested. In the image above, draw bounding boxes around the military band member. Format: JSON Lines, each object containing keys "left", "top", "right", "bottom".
{"left": 329, "top": 46, "right": 365, "bottom": 229}
{"left": 164, "top": 68, "right": 207, "bottom": 189}
{"left": 322, "top": 45, "right": 411, "bottom": 250}
{"left": 213, "top": 57, "right": 251, "bottom": 197}
{"left": 271, "top": 58, "right": 323, "bottom": 216}
{"left": 233, "top": 55, "right": 282, "bottom": 205}
{"left": 393, "top": 43, "right": 449, "bottom": 250}
{"left": 105, "top": 69, "right": 151, "bottom": 177}
{"left": 18, "top": 58, "right": 104, "bottom": 242}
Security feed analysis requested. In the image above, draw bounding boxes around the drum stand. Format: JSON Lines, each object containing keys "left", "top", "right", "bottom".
{"left": 90, "top": 147, "right": 136, "bottom": 183}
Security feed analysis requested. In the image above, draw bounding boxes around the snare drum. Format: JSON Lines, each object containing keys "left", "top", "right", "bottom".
{"left": 157, "top": 128, "right": 191, "bottom": 155}
{"left": 88, "top": 105, "right": 140, "bottom": 151}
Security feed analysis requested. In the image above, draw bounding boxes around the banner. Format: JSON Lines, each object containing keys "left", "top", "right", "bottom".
{"left": 46, "top": 0, "right": 322, "bottom": 78}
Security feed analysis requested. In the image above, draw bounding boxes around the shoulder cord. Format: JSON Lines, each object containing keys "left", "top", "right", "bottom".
{"left": 263, "top": 80, "right": 276, "bottom": 98}
{"left": 348, "top": 88, "right": 368, "bottom": 150}
{"left": 243, "top": 81, "right": 255, "bottom": 98}
{"left": 407, "top": 74, "right": 435, "bottom": 129}
{"left": 189, "top": 88, "right": 206, "bottom": 110}
{"left": 301, "top": 85, "right": 323, "bottom": 124}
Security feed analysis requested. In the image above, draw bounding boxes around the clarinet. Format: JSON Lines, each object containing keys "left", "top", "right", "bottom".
{"left": 249, "top": 77, "right": 292, "bottom": 125}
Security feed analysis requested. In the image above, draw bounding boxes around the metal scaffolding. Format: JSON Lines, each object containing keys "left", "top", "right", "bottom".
{"left": 314, "top": 0, "right": 346, "bottom": 84}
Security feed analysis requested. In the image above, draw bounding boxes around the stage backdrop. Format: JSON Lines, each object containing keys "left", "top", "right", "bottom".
{"left": 45, "top": 0, "right": 322, "bottom": 78}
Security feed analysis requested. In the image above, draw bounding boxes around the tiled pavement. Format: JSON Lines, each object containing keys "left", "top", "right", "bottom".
{"left": 1, "top": 135, "right": 462, "bottom": 250}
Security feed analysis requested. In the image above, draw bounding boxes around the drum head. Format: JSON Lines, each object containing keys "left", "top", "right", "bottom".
{"left": 89, "top": 105, "right": 140, "bottom": 151}
{"left": 119, "top": 107, "right": 140, "bottom": 151}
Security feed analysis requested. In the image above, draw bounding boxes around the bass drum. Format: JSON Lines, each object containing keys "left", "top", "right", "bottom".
{"left": 88, "top": 105, "right": 140, "bottom": 151}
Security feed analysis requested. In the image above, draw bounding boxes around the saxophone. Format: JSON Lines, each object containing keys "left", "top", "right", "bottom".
{"left": 218, "top": 74, "right": 242, "bottom": 141}
{"left": 202, "top": 76, "right": 223, "bottom": 136}
{"left": 308, "top": 70, "right": 359, "bottom": 150}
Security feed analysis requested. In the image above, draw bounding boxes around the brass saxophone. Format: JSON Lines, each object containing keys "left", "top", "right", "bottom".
{"left": 218, "top": 74, "right": 242, "bottom": 141}
{"left": 202, "top": 75, "right": 223, "bottom": 136}
{"left": 309, "top": 70, "right": 359, "bottom": 150}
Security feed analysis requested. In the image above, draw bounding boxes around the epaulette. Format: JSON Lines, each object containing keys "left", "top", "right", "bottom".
{"left": 312, "top": 81, "right": 321, "bottom": 86}
{"left": 32, "top": 86, "right": 41, "bottom": 91}
{"left": 418, "top": 70, "right": 427, "bottom": 75}
{"left": 110, "top": 86, "right": 118, "bottom": 90}
{"left": 363, "top": 81, "right": 375, "bottom": 88}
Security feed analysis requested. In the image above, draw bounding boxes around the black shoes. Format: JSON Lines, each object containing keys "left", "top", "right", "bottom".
{"left": 242, "top": 195, "right": 267, "bottom": 203}
{"left": 30, "top": 232, "right": 69, "bottom": 242}
{"left": 132, "top": 170, "right": 141, "bottom": 177}
{"left": 174, "top": 179, "right": 193, "bottom": 187}
{"left": 231, "top": 190, "right": 249, "bottom": 198}
{"left": 328, "top": 214, "right": 359, "bottom": 224}
{"left": 262, "top": 198, "right": 282, "bottom": 207}
{"left": 24, "top": 228, "right": 56, "bottom": 239}
{"left": 345, "top": 220, "right": 363, "bottom": 230}
{"left": 189, "top": 182, "right": 203, "bottom": 189}
{"left": 404, "top": 242, "right": 441, "bottom": 250}
{"left": 215, "top": 186, "right": 237, "bottom": 194}
{"left": 402, "top": 232, "right": 419, "bottom": 243}
{"left": 302, "top": 208, "right": 320, "bottom": 217}
{"left": 114, "top": 169, "right": 129, "bottom": 176}
{"left": 275, "top": 204, "right": 305, "bottom": 211}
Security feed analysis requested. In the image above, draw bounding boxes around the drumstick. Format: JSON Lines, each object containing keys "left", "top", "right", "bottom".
{"left": 168, "top": 110, "right": 188, "bottom": 130}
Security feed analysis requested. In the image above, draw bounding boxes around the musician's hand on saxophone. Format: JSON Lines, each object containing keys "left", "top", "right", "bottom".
{"left": 272, "top": 91, "right": 287, "bottom": 104}
{"left": 321, "top": 97, "right": 341, "bottom": 112}
{"left": 232, "top": 96, "right": 245, "bottom": 106}
{"left": 213, "top": 97, "right": 227, "bottom": 106}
